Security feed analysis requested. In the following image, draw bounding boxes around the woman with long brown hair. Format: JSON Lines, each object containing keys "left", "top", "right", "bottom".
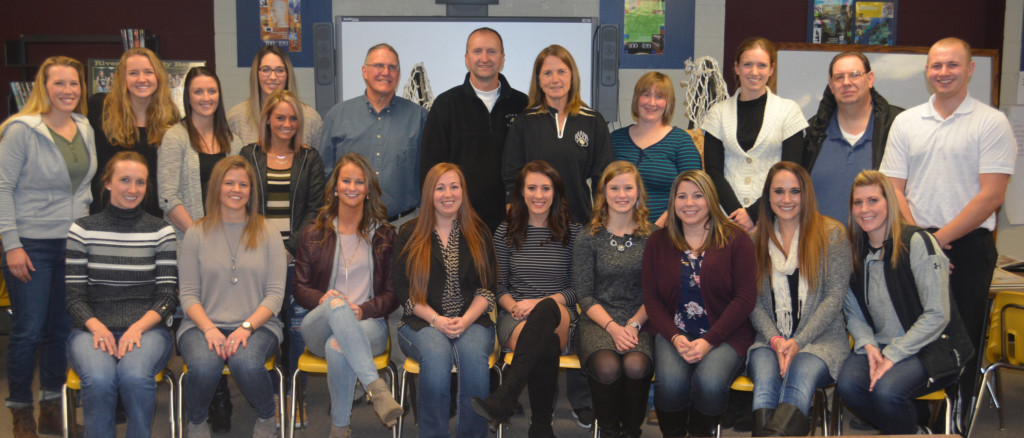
{"left": 574, "top": 161, "right": 654, "bottom": 438}
{"left": 292, "top": 153, "right": 402, "bottom": 437}
{"left": 87, "top": 47, "right": 179, "bottom": 217}
{"left": 0, "top": 55, "right": 96, "bottom": 437}
{"left": 642, "top": 170, "right": 756, "bottom": 437}
{"left": 747, "top": 161, "right": 850, "bottom": 436}
{"left": 394, "top": 162, "right": 496, "bottom": 438}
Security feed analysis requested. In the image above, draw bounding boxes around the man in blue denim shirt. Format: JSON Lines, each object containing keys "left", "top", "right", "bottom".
{"left": 318, "top": 43, "right": 428, "bottom": 220}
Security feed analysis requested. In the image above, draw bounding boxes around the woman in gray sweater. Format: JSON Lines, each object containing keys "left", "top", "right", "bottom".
{"left": 177, "top": 156, "right": 286, "bottom": 438}
{"left": 747, "top": 161, "right": 850, "bottom": 436}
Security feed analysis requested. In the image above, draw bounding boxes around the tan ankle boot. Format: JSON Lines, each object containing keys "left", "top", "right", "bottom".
{"left": 37, "top": 399, "right": 70, "bottom": 436}
{"left": 10, "top": 406, "right": 38, "bottom": 438}
{"left": 365, "top": 378, "right": 402, "bottom": 428}
{"left": 329, "top": 425, "right": 352, "bottom": 438}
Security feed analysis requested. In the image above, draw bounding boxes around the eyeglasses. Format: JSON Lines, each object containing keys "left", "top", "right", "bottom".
{"left": 365, "top": 63, "right": 400, "bottom": 73}
{"left": 831, "top": 71, "right": 867, "bottom": 83}
{"left": 259, "top": 66, "right": 287, "bottom": 77}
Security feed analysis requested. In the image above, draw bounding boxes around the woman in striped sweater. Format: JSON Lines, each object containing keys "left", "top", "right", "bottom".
{"left": 472, "top": 160, "right": 578, "bottom": 437}
{"left": 65, "top": 151, "right": 178, "bottom": 438}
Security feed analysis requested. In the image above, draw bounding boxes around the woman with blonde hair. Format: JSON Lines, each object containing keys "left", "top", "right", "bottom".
{"left": 703, "top": 37, "right": 807, "bottom": 232}
{"left": 503, "top": 44, "right": 614, "bottom": 225}
{"left": 747, "top": 161, "right": 850, "bottom": 436}
{"left": 612, "top": 71, "right": 702, "bottom": 227}
{"left": 0, "top": 55, "right": 96, "bottom": 437}
{"left": 177, "top": 156, "right": 286, "bottom": 438}
{"left": 838, "top": 170, "right": 973, "bottom": 435}
{"left": 642, "top": 170, "right": 756, "bottom": 437}
{"left": 228, "top": 45, "right": 322, "bottom": 150}
{"left": 293, "top": 153, "right": 402, "bottom": 437}
{"left": 574, "top": 161, "right": 654, "bottom": 438}
{"left": 394, "top": 162, "right": 496, "bottom": 438}
{"left": 87, "top": 47, "right": 179, "bottom": 217}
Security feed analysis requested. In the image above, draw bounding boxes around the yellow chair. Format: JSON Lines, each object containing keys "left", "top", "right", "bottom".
{"left": 724, "top": 375, "right": 830, "bottom": 437}
{"left": 176, "top": 356, "right": 285, "bottom": 438}
{"left": 968, "top": 290, "right": 1024, "bottom": 436}
{"left": 62, "top": 366, "right": 175, "bottom": 438}
{"left": 287, "top": 338, "right": 398, "bottom": 438}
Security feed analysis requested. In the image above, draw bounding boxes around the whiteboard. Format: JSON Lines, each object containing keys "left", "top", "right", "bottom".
{"left": 776, "top": 44, "right": 997, "bottom": 119}
{"left": 335, "top": 17, "right": 595, "bottom": 105}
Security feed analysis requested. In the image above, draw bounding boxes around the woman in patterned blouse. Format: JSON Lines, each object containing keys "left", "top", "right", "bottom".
{"left": 471, "top": 160, "right": 578, "bottom": 435}
{"left": 641, "top": 170, "right": 757, "bottom": 437}
{"left": 393, "top": 162, "right": 497, "bottom": 438}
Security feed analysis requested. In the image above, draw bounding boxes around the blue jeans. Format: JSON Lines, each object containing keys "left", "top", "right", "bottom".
{"left": 178, "top": 326, "right": 279, "bottom": 424}
{"left": 301, "top": 299, "right": 388, "bottom": 427}
{"left": 398, "top": 323, "right": 494, "bottom": 438}
{"left": 747, "top": 347, "right": 833, "bottom": 415}
{"left": 282, "top": 265, "right": 307, "bottom": 391}
{"left": 652, "top": 334, "right": 742, "bottom": 415}
{"left": 836, "top": 351, "right": 954, "bottom": 434}
{"left": 67, "top": 327, "right": 173, "bottom": 438}
{"left": 3, "top": 238, "right": 72, "bottom": 406}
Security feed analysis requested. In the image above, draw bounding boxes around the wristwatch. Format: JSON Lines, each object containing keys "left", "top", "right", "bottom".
{"left": 241, "top": 321, "right": 255, "bottom": 333}
{"left": 626, "top": 320, "right": 641, "bottom": 331}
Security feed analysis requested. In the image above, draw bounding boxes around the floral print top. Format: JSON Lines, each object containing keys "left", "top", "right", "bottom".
{"left": 675, "top": 250, "right": 710, "bottom": 337}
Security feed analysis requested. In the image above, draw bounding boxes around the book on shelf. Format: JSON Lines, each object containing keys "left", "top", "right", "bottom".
{"left": 9, "top": 82, "right": 34, "bottom": 111}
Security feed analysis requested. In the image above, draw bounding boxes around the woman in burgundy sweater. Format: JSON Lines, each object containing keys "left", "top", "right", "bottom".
{"left": 641, "top": 170, "right": 757, "bottom": 437}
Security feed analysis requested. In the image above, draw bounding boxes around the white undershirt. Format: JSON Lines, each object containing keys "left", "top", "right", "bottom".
{"left": 473, "top": 84, "right": 500, "bottom": 112}
{"left": 840, "top": 125, "right": 865, "bottom": 146}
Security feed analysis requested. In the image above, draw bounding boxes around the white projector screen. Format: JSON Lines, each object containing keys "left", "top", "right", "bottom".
{"left": 335, "top": 16, "right": 596, "bottom": 105}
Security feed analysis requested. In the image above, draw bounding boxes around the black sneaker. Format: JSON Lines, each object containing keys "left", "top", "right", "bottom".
{"left": 572, "top": 406, "right": 595, "bottom": 429}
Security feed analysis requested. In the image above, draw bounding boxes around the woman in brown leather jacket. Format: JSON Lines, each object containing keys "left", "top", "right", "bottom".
{"left": 292, "top": 153, "right": 402, "bottom": 437}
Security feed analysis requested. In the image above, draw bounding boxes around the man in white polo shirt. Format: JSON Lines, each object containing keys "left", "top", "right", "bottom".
{"left": 880, "top": 36, "right": 1016, "bottom": 429}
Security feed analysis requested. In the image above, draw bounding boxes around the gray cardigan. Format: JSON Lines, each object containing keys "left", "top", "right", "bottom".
{"left": 156, "top": 123, "right": 242, "bottom": 244}
{"left": 0, "top": 113, "right": 96, "bottom": 250}
{"left": 748, "top": 222, "right": 851, "bottom": 379}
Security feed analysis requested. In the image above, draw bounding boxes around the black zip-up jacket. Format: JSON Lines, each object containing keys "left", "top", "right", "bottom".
{"left": 803, "top": 86, "right": 903, "bottom": 171}
{"left": 420, "top": 73, "right": 528, "bottom": 231}
{"left": 240, "top": 143, "right": 326, "bottom": 255}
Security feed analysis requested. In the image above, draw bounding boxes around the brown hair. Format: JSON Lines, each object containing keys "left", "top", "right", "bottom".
{"left": 630, "top": 71, "right": 675, "bottom": 125}
{"left": 847, "top": 170, "right": 907, "bottom": 274}
{"left": 100, "top": 150, "right": 148, "bottom": 187}
{"left": 256, "top": 90, "right": 305, "bottom": 153}
{"left": 194, "top": 155, "right": 267, "bottom": 251}
{"left": 243, "top": 46, "right": 300, "bottom": 130}
{"left": 311, "top": 153, "right": 391, "bottom": 241}
{"left": 664, "top": 170, "right": 742, "bottom": 253}
{"left": 101, "top": 48, "right": 179, "bottom": 149}
{"left": 828, "top": 51, "right": 872, "bottom": 78}
{"left": 505, "top": 160, "right": 573, "bottom": 251}
{"left": 526, "top": 44, "right": 586, "bottom": 117}
{"left": 1, "top": 56, "right": 87, "bottom": 135}
{"left": 734, "top": 37, "right": 778, "bottom": 93}
{"left": 400, "top": 163, "right": 494, "bottom": 304}
{"left": 753, "top": 162, "right": 838, "bottom": 291}
{"left": 182, "top": 67, "right": 233, "bottom": 155}
{"left": 588, "top": 161, "right": 653, "bottom": 238}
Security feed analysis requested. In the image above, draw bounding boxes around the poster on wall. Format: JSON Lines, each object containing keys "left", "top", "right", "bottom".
{"left": 259, "top": 0, "right": 301, "bottom": 52}
{"left": 163, "top": 60, "right": 208, "bottom": 116}
{"left": 623, "top": 0, "right": 665, "bottom": 55}
{"left": 808, "top": 0, "right": 897, "bottom": 45}
{"left": 87, "top": 59, "right": 119, "bottom": 96}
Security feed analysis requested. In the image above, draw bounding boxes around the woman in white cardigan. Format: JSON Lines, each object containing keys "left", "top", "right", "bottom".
{"left": 703, "top": 37, "right": 807, "bottom": 233}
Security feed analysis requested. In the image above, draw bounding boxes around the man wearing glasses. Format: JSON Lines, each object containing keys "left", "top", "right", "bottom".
{"left": 318, "top": 43, "right": 428, "bottom": 222}
{"left": 803, "top": 51, "right": 903, "bottom": 223}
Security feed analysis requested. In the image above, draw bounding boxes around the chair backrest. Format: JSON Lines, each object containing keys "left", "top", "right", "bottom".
{"left": 986, "top": 290, "right": 1024, "bottom": 366}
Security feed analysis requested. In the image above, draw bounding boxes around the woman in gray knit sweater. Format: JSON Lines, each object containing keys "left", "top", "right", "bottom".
{"left": 747, "top": 162, "right": 850, "bottom": 436}
{"left": 66, "top": 151, "right": 178, "bottom": 438}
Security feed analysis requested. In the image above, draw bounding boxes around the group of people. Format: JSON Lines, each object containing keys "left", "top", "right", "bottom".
{"left": 0, "top": 24, "right": 1014, "bottom": 438}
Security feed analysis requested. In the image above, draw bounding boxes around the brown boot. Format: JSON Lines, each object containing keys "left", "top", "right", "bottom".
{"left": 10, "top": 406, "right": 38, "bottom": 438}
{"left": 366, "top": 378, "right": 402, "bottom": 428}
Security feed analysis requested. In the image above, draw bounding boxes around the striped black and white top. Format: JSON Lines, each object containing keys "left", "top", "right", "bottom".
{"left": 65, "top": 204, "right": 178, "bottom": 331}
{"left": 493, "top": 221, "right": 580, "bottom": 306}
{"left": 265, "top": 167, "right": 292, "bottom": 244}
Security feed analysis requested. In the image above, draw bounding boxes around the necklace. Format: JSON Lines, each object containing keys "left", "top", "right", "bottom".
{"left": 272, "top": 152, "right": 291, "bottom": 165}
{"left": 221, "top": 225, "right": 240, "bottom": 284}
{"left": 337, "top": 230, "right": 361, "bottom": 294}
{"left": 609, "top": 233, "right": 634, "bottom": 252}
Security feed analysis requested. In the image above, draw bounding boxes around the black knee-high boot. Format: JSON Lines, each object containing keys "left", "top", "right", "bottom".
{"left": 656, "top": 408, "right": 687, "bottom": 438}
{"left": 589, "top": 374, "right": 624, "bottom": 436}
{"left": 526, "top": 336, "right": 560, "bottom": 438}
{"left": 472, "top": 299, "right": 562, "bottom": 427}
{"left": 622, "top": 373, "right": 652, "bottom": 437}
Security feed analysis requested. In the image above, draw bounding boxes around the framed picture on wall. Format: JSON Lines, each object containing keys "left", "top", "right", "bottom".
{"left": 808, "top": 0, "right": 897, "bottom": 46}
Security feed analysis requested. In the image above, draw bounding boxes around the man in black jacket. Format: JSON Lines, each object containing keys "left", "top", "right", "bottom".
{"left": 803, "top": 51, "right": 903, "bottom": 222}
{"left": 419, "top": 27, "right": 528, "bottom": 232}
